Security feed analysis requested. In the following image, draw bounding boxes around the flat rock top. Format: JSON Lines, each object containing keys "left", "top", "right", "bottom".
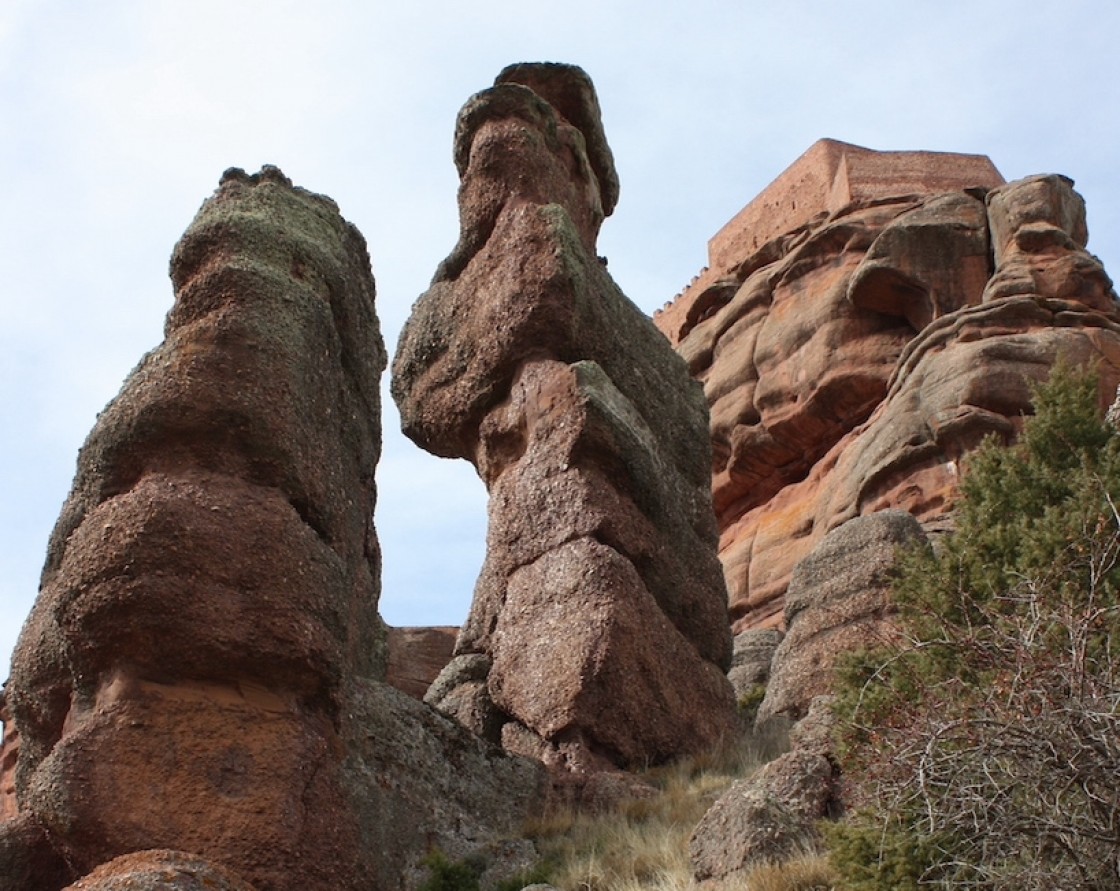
{"left": 709, "top": 139, "right": 1005, "bottom": 272}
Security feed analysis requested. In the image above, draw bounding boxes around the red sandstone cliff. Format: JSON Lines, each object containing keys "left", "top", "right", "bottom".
{"left": 656, "top": 140, "right": 1120, "bottom": 635}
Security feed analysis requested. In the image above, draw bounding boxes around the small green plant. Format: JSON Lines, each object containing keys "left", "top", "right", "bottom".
{"left": 831, "top": 363, "right": 1120, "bottom": 888}
{"left": 419, "top": 850, "right": 486, "bottom": 891}
{"left": 736, "top": 682, "right": 767, "bottom": 725}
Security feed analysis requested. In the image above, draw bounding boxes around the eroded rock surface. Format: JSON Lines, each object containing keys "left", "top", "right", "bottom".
{"left": 393, "top": 63, "right": 735, "bottom": 771}
{"left": 2, "top": 168, "right": 540, "bottom": 891}
{"left": 62, "top": 850, "right": 258, "bottom": 891}
{"left": 656, "top": 142, "right": 1120, "bottom": 634}
{"left": 689, "top": 749, "right": 835, "bottom": 883}
{"left": 758, "top": 511, "right": 925, "bottom": 723}
{"left": 386, "top": 626, "right": 459, "bottom": 699}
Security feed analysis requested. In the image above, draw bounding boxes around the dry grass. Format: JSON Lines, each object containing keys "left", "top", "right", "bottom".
{"left": 736, "top": 852, "right": 836, "bottom": 890}
{"left": 524, "top": 724, "right": 834, "bottom": 891}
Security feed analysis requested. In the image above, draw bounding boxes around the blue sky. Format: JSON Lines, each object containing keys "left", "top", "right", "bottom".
{"left": 2, "top": 0, "right": 1118, "bottom": 673}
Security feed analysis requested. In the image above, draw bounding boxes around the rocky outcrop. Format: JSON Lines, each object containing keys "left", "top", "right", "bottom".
{"left": 393, "top": 63, "right": 736, "bottom": 771}
{"left": 386, "top": 626, "right": 459, "bottom": 699}
{"left": 4, "top": 166, "right": 386, "bottom": 890}
{"left": 727, "top": 628, "right": 783, "bottom": 701}
{"left": 1, "top": 167, "right": 541, "bottom": 891}
{"left": 758, "top": 511, "right": 926, "bottom": 723}
{"left": 656, "top": 141, "right": 1120, "bottom": 633}
{"left": 342, "top": 680, "right": 543, "bottom": 890}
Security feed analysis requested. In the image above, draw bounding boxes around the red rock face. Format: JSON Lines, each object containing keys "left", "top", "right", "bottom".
{"left": 4, "top": 167, "right": 387, "bottom": 890}
{"left": 0, "top": 696, "right": 18, "bottom": 824}
{"left": 385, "top": 626, "right": 459, "bottom": 699}
{"left": 393, "top": 64, "right": 736, "bottom": 770}
{"left": 657, "top": 145, "right": 1120, "bottom": 632}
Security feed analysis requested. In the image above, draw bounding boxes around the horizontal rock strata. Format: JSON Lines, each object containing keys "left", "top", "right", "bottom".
{"left": 656, "top": 144, "right": 1120, "bottom": 633}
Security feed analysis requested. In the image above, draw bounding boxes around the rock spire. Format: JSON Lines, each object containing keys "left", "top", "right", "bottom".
{"left": 392, "top": 63, "right": 736, "bottom": 771}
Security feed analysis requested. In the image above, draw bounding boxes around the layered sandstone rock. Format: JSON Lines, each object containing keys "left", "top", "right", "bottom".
{"left": 1, "top": 167, "right": 541, "bottom": 891}
{"left": 656, "top": 142, "right": 1120, "bottom": 633}
{"left": 0, "top": 692, "right": 17, "bottom": 824}
{"left": 393, "top": 63, "right": 735, "bottom": 771}
{"left": 386, "top": 626, "right": 459, "bottom": 699}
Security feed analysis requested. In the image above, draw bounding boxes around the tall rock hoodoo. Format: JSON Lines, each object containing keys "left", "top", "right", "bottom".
{"left": 393, "top": 63, "right": 736, "bottom": 771}
{"left": 4, "top": 167, "right": 386, "bottom": 889}
{"left": 657, "top": 140, "right": 1120, "bottom": 721}
{"left": 1, "top": 168, "right": 541, "bottom": 890}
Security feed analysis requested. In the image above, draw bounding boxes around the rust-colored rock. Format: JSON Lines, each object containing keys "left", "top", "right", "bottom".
{"left": 0, "top": 692, "right": 18, "bottom": 824}
{"left": 63, "top": 850, "right": 258, "bottom": 891}
{"left": 393, "top": 63, "right": 735, "bottom": 770}
{"left": 5, "top": 167, "right": 385, "bottom": 890}
{"left": 656, "top": 143, "right": 1120, "bottom": 633}
{"left": 386, "top": 626, "right": 459, "bottom": 699}
{"left": 1, "top": 168, "right": 541, "bottom": 891}
{"left": 983, "top": 174, "right": 1115, "bottom": 312}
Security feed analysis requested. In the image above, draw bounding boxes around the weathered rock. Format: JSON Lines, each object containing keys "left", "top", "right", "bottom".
{"left": 0, "top": 691, "right": 18, "bottom": 823}
{"left": 392, "top": 63, "right": 735, "bottom": 769}
{"left": 2, "top": 167, "right": 542, "bottom": 891}
{"left": 787, "top": 695, "right": 838, "bottom": 760}
{"left": 426, "top": 655, "right": 506, "bottom": 744}
{"left": 0, "top": 812, "right": 70, "bottom": 890}
{"left": 342, "top": 680, "right": 544, "bottom": 891}
{"left": 656, "top": 143, "right": 1120, "bottom": 636}
{"left": 4, "top": 167, "right": 386, "bottom": 889}
{"left": 386, "top": 626, "right": 459, "bottom": 699}
{"left": 728, "top": 628, "right": 782, "bottom": 695}
{"left": 62, "top": 850, "right": 258, "bottom": 891}
{"left": 759, "top": 512, "right": 925, "bottom": 723}
{"left": 849, "top": 191, "right": 993, "bottom": 329}
{"left": 689, "top": 750, "right": 834, "bottom": 881}
{"left": 984, "top": 174, "right": 1115, "bottom": 312}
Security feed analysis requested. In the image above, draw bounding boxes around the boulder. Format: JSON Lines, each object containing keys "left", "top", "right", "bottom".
{"left": 689, "top": 750, "right": 834, "bottom": 881}
{"left": 392, "top": 63, "right": 735, "bottom": 770}
{"left": 759, "top": 512, "right": 926, "bottom": 723}
{"left": 62, "top": 850, "right": 257, "bottom": 891}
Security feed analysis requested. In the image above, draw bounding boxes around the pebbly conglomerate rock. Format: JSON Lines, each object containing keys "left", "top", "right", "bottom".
{"left": 656, "top": 142, "right": 1120, "bottom": 637}
{"left": 1, "top": 168, "right": 541, "bottom": 891}
{"left": 393, "top": 63, "right": 736, "bottom": 771}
